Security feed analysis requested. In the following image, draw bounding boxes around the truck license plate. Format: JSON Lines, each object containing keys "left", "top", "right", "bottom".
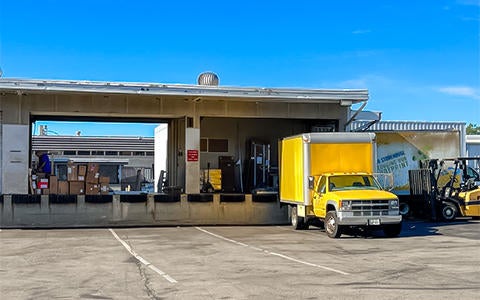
{"left": 369, "top": 219, "right": 380, "bottom": 226}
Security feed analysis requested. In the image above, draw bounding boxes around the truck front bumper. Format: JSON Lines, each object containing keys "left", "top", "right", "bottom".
{"left": 337, "top": 213, "right": 402, "bottom": 226}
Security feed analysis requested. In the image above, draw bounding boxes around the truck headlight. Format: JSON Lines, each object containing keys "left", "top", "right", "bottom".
{"left": 340, "top": 200, "right": 352, "bottom": 211}
{"left": 389, "top": 199, "right": 399, "bottom": 209}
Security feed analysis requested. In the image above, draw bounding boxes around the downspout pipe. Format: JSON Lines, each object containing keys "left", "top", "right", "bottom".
{"left": 344, "top": 100, "right": 368, "bottom": 130}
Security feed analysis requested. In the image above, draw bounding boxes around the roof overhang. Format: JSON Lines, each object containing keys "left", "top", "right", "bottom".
{"left": 0, "top": 78, "right": 369, "bottom": 104}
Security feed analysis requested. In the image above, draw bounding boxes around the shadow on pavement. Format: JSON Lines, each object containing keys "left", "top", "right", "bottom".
{"left": 337, "top": 218, "right": 478, "bottom": 239}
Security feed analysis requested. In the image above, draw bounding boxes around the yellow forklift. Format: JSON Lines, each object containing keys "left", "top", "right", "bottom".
{"left": 409, "top": 158, "right": 480, "bottom": 221}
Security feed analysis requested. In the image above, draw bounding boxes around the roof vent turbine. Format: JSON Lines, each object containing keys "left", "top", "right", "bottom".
{"left": 197, "top": 72, "right": 219, "bottom": 86}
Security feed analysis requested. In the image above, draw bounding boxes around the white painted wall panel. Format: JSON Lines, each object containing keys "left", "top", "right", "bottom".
{"left": 185, "top": 128, "right": 200, "bottom": 194}
{"left": 154, "top": 124, "right": 168, "bottom": 192}
{"left": 2, "top": 124, "right": 29, "bottom": 194}
{"left": 0, "top": 112, "right": 2, "bottom": 194}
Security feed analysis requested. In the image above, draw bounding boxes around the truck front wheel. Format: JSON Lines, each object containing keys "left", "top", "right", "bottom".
{"left": 291, "top": 206, "right": 308, "bottom": 230}
{"left": 325, "top": 211, "right": 342, "bottom": 238}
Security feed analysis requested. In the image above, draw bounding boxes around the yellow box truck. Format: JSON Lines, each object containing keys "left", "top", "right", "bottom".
{"left": 279, "top": 132, "right": 402, "bottom": 238}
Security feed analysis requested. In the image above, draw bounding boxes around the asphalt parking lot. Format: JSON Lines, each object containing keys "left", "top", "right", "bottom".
{"left": 1, "top": 219, "right": 479, "bottom": 300}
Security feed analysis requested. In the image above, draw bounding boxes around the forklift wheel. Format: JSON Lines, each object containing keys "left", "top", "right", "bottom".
{"left": 441, "top": 204, "right": 457, "bottom": 221}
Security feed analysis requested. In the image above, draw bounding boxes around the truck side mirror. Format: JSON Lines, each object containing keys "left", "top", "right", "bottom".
{"left": 308, "top": 176, "right": 315, "bottom": 190}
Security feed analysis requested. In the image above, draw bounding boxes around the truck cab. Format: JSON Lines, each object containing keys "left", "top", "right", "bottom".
{"left": 307, "top": 173, "right": 402, "bottom": 237}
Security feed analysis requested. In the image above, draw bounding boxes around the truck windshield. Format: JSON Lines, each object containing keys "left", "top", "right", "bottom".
{"left": 328, "top": 175, "right": 381, "bottom": 191}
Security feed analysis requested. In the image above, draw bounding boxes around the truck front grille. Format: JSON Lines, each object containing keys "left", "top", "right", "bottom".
{"left": 351, "top": 200, "right": 390, "bottom": 216}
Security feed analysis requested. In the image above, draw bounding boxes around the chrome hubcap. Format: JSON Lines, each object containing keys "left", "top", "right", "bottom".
{"left": 326, "top": 217, "right": 335, "bottom": 233}
{"left": 444, "top": 207, "right": 453, "bottom": 218}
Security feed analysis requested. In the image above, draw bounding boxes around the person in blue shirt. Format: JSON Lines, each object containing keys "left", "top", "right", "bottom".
{"left": 36, "top": 151, "right": 52, "bottom": 174}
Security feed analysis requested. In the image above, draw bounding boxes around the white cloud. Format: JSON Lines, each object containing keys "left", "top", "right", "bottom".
{"left": 336, "top": 74, "right": 395, "bottom": 89}
{"left": 339, "top": 78, "right": 368, "bottom": 89}
{"left": 437, "top": 86, "right": 480, "bottom": 99}
{"left": 352, "top": 29, "right": 371, "bottom": 35}
{"left": 456, "top": 0, "right": 480, "bottom": 6}
{"left": 460, "top": 16, "right": 480, "bottom": 21}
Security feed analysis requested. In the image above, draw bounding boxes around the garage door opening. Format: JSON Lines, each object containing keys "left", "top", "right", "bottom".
{"left": 30, "top": 119, "right": 168, "bottom": 195}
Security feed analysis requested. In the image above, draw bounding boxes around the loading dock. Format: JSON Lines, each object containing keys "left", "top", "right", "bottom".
{"left": 0, "top": 77, "right": 368, "bottom": 227}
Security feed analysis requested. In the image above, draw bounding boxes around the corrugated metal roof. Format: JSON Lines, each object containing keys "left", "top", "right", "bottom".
{"left": 0, "top": 78, "right": 368, "bottom": 103}
{"left": 350, "top": 120, "right": 466, "bottom": 132}
{"left": 32, "top": 135, "right": 154, "bottom": 151}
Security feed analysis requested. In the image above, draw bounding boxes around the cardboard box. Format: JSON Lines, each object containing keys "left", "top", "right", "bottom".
{"left": 38, "top": 178, "right": 49, "bottom": 189}
{"left": 58, "top": 181, "right": 69, "bottom": 194}
{"left": 100, "top": 183, "right": 110, "bottom": 195}
{"left": 42, "top": 188, "right": 50, "bottom": 195}
{"left": 99, "top": 176, "right": 110, "bottom": 184}
{"left": 67, "top": 164, "right": 78, "bottom": 181}
{"left": 86, "top": 183, "right": 100, "bottom": 195}
{"left": 36, "top": 173, "right": 46, "bottom": 179}
{"left": 49, "top": 175, "right": 58, "bottom": 194}
{"left": 86, "top": 163, "right": 100, "bottom": 183}
{"left": 69, "top": 181, "right": 85, "bottom": 195}
{"left": 78, "top": 165, "right": 87, "bottom": 176}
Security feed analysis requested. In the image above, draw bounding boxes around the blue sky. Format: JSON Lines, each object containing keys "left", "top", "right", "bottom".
{"left": 1, "top": 0, "right": 479, "bottom": 136}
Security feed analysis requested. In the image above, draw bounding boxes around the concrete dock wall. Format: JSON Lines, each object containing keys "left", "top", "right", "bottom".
{"left": 0, "top": 193, "right": 289, "bottom": 228}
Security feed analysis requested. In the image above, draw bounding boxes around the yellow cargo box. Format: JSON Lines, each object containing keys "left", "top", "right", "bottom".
{"left": 279, "top": 132, "right": 376, "bottom": 205}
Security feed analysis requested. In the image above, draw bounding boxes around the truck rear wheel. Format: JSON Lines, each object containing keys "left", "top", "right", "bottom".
{"left": 291, "top": 206, "right": 308, "bottom": 230}
{"left": 325, "top": 211, "right": 342, "bottom": 238}
{"left": 441, "top": 203, "right": 457, "bottom": 221}
{"left": 383, "top": 223, "right": 402, "bottom": 238}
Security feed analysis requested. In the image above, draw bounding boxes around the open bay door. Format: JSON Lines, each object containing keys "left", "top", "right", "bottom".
{"left": 165, "top": 117, "right": 186, "bottom": 192}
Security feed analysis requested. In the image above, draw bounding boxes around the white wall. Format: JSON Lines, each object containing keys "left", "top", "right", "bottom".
{"left": 0, "top": 112, "right": 2, "bottom": 194}
{"left": 154, "top": 124, "right": 168, "bottom": 192}
{"left": 466, "top": 135, "right": 480, "bottom": 170}
{"left": 185, "top": 128, "right": 200, "bottom": 194}
{"left": 2, "top": 124, "right": 29, "bottom": 194}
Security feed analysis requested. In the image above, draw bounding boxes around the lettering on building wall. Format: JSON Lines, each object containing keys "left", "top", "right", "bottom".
{"left": 377, "top": 151, "right": 408, "bottom": 173}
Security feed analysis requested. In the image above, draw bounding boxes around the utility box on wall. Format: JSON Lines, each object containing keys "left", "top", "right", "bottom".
{"left": 2, "top": 124, "right": 29, "bottom": 194}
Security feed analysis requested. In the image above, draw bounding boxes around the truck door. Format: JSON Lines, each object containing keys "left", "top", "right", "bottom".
{"left": 313, "top": 176, "right": 327, "bottom": 217}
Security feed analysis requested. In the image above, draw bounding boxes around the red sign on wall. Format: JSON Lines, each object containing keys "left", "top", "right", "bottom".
{"left": 187, "top": 149, "right": 199, "bottom": 162}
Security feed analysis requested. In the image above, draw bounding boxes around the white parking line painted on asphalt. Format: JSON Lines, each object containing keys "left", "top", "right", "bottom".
{"left": 195, "top": 226, "right": 350, "bottom": 275}
{"left": 109, "top": 229, "right": 177, "bottom": 283}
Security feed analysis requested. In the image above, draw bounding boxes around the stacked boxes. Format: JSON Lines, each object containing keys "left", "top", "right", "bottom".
{"left": 69, "top": 181, "right": 85, "bottom": 195}
{"left": 31, "top": 162, "right": 110, "bottom": 195}
{"left": 78, "top": 165, "right": 87, "bottom": 181}
{"left": 86, "top": 183, "right": 100, "bottom": 195}
{"left": 85, "top": 163, "right": 100, "bottom": 195}
{"left": 99, "top": 176, "right": 110, "bottom": 195}
{"left": 86, "top": 163, "right": 100, "bottom": 183}
{"left": 31, "top": 173, "right": 54, "bottom": 195}
{"left": 58, "top": 181, "right": 69, "bottom": 194}
{"left": 49, "top": 175, "right": 58, "bottom": 194}
{"left": 68, "top": 161, "right": 84, "bottom": 195}
{"left": 67, "top": 162, "right": 78, "bottom": 181}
